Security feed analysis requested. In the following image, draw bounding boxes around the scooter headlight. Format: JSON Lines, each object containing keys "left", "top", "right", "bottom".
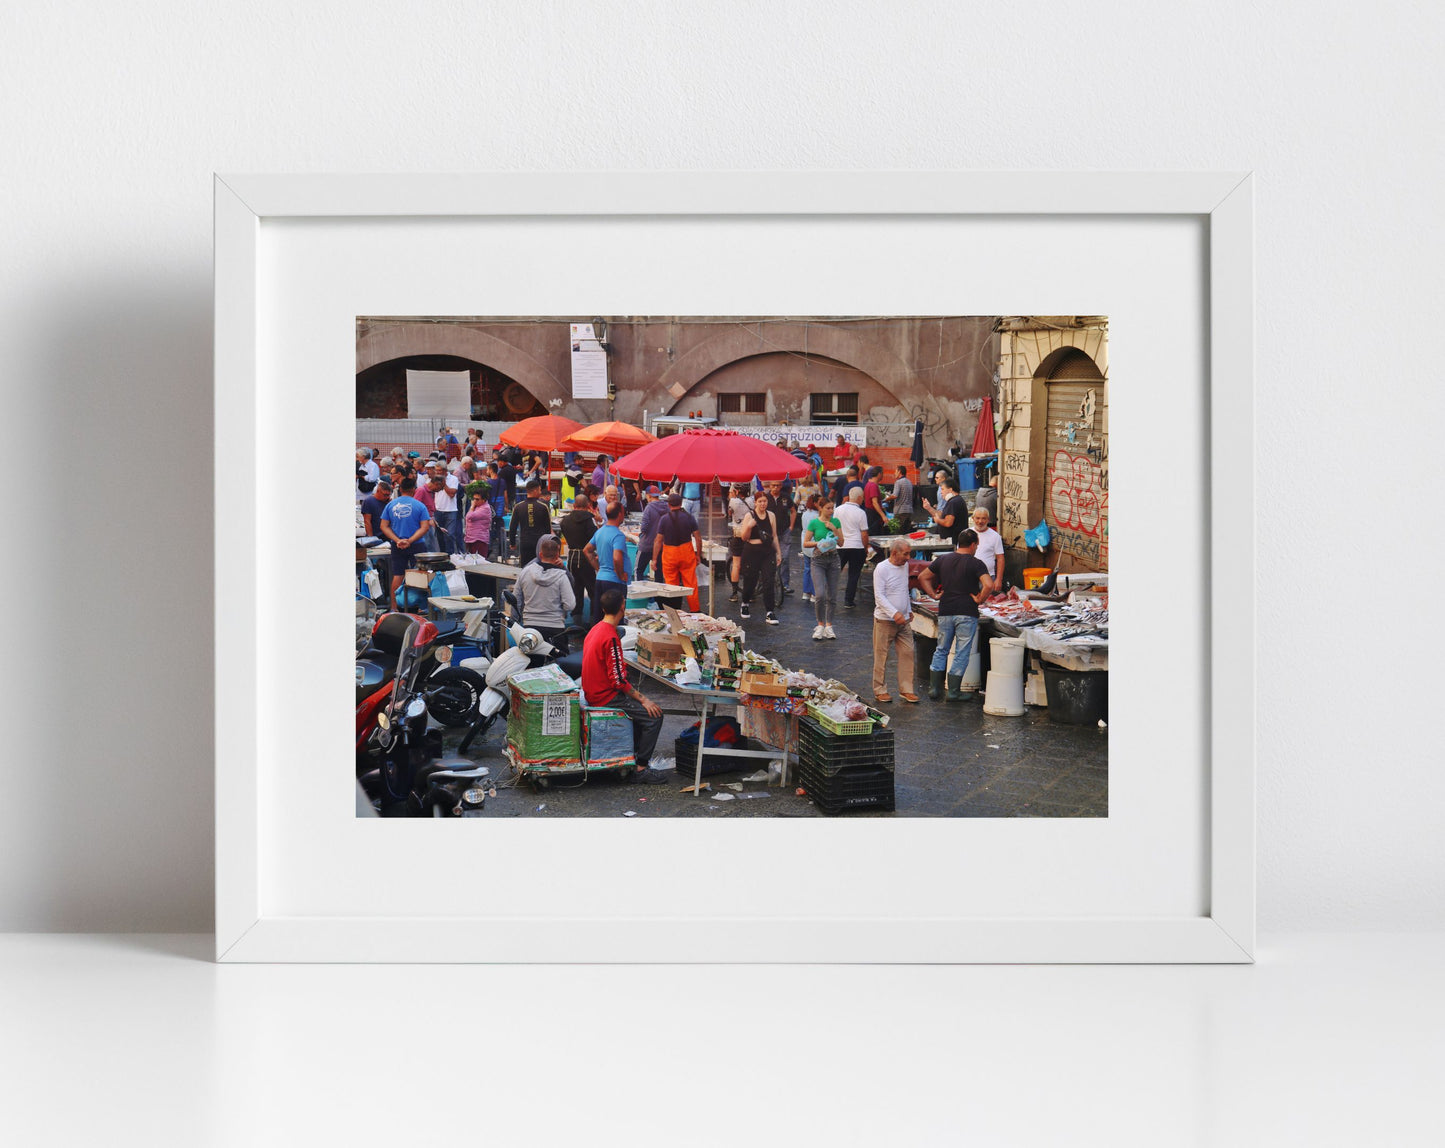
{"left": 376, "top": 710, "right": 391, "bottom": 731}
{"left": 462, "top": 788, "right": 487, "bottom": 806}
{"left": 405, "top": 696, "right": 427, "bottom": 720}
{"left": 434, "top": 645, "right": 452, "bottom": 664}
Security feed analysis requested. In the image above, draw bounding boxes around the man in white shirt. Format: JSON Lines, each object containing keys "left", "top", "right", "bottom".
{"left": 431, "top": 467, "right": 462, "bottom": 550}
{"left": 871, "top": 538, "right": 917, "bottom": 703}
{"left": 970, "top": 507, "right": 1005, "bottom": 592}
{"left": 835, "top": 488, "right": 871, "bottom": 609}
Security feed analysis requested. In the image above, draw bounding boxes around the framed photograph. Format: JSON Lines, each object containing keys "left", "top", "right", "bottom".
{"left": 215, "top": 172, "right": 1253, "bottom": 962}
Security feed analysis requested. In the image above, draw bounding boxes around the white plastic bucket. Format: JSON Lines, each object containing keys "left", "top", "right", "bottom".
{"left": 990, "top": 637, "right": 1026, "bottom": 679}
{"left": 982, "top": 670, "right": 1026, "bottom": 717}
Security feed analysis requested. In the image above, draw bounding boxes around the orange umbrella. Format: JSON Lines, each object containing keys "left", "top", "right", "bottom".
{"left": 497, "top": 414, "right": 585, "bottom": 452}
{"left": 559, "top": 420, "right": 656, "bottom": 456}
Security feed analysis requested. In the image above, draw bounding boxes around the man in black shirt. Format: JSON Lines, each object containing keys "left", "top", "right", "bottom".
{"left": 559, "top": 492, "right": 599, "bottom": 625}
{"left": 496, "top": 456, "right": 518, "bottom": 511}
{"left": 917, "top": 528, "right": 994, "bottom": 701}
{"left": 920, "top": 476, "right": 968, "bottom": 545}
{"left": 508, "top": 479, "right": 553, "bottom": 566}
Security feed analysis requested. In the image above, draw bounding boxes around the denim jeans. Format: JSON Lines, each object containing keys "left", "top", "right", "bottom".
{"left": 801, "top": 554, "right": 814, "bottom": 596}
{"left": 930, "top": 614, "right": 979, "bottom": 677}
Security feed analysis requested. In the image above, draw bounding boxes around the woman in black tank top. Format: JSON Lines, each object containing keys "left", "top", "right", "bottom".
{"left": 737, "top": 491, "right": 781, "bottom": 621}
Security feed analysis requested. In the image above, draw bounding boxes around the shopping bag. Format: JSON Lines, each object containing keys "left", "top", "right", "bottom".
{"left": 363, "top": 568, "right": 382, "bottom": 599}
{"left": 444, "top": 569, "right": 469, "bottom": 596}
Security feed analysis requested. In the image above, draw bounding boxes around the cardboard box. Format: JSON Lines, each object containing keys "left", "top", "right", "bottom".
{"left": 739, "top": 670, "right": 787, "bottom": 697}
{"left": 636, "top": 631, "right": 686, "bottom": 669}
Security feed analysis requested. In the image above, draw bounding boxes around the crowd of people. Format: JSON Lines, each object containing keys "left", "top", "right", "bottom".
{"left": 357, "top": 427, "right": 1004, "bottom": 722}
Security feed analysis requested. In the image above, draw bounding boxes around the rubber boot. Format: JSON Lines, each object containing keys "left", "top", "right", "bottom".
{"left": 946, "top": 675, "right": 964, "bottom": 702}
{"left": 928, "top": 670, "right": 945, "bottom": 700}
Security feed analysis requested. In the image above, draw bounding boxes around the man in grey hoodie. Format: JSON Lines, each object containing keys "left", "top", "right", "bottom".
{"left": 514, "top": 535, "right": 578, "bottom": 651}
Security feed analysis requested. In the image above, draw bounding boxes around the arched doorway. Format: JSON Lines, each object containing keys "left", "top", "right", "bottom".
{"left": 1034, "top": 347, "right": 1108, "bottom": 571}
{"left": 356, "top": 355, "right": 545, "bottom": 421}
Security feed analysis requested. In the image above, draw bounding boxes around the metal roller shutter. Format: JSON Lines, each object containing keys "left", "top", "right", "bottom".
{"left": 1042, "top": 350, "right": 1108, "bottom": 569}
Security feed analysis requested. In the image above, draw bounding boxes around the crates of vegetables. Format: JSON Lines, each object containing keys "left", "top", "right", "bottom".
{"left": 506, "top": 663, "right": 582, "bottom": 767}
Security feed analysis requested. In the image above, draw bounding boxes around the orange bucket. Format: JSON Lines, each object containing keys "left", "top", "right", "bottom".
{"left": 1022, "top": 567, "right": 1052, "bottom": 590}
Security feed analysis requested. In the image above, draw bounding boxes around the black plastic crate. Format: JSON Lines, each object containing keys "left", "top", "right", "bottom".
{"left": 675, "top": 735, "right": 765, "bottom": 778}
{"left": 798, "top": 718, "right": 895, "bottom": 774}
{"left": 799, "top": 762, "right": 896, "bottom": 814}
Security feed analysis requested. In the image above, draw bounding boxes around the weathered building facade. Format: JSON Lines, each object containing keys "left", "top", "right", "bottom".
{"left": 357, "top": 316, "right": 997, "bottom": 455}
{"left": 995, "top": 317, "right": 1109, "bottom": 574}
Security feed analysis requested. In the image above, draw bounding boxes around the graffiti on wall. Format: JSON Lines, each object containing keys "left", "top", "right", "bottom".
{"left": 1047, "top": 449, "right": 1108, "bottom": 564}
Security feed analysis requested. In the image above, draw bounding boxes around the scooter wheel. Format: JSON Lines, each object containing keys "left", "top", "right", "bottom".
{"left": 423, "top": 667, "right": 487, "bottom": 728}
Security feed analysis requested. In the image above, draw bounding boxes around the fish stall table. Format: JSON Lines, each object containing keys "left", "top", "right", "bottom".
{"left": 452, "top": 558, "right": 521, "bottom": 604}
{"left": 623, "top": 654, "right": 795, "bottom": 795}
{"left": 870, "top": 533, "right": 954, "bottom": 559}
{"left": 910, "top": 594, "right": 1108, "bottom": 676}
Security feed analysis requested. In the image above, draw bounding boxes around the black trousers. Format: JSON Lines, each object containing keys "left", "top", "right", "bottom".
{"left": 841, "top": 547, "right": 866, "bottom": 606}
{"left": 611, "top": 692, "right": 663, "bottom": 770}
{"left": 567, "top": 553, "right": 595, "bottom": 624}
{"left": 740, "top": 552, "right": 776, "bottom": 612}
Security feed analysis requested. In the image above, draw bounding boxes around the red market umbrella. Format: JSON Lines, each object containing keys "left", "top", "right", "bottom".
{"left": 613, "top": 428, "right": 813, "bottom": 615}
{"left": 559, "top": 420, "right": 655, "bottom": 456}
{"left": 498, "top": 414, "right": 586, "bottom": 453}
{"left": 971, "top": 396, "right": 996, "bottom": 456}
{"left": 612, "top": 427, "right": 812, "bottom": 484}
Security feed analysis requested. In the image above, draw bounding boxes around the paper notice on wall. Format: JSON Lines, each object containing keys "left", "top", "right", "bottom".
{"left": 406, "top": 370, "right": 471, "bottom": 418}
{"left": 570, "top": 323, "right": 609, "bottom": 399}
{"left": 542, "top": 695, "right": 571, "bottom": 736}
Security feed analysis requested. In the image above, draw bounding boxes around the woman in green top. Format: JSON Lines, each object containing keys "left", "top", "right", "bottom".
{"left": 802, "top": 497, "right": 843, "bottom": 639}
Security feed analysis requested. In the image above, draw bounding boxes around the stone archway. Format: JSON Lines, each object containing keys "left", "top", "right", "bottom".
{"left": 655, "top": 322, "right": 918, "bottom": 418}
{"left": 357, "top": 322, "right": 571, "bottom": 412}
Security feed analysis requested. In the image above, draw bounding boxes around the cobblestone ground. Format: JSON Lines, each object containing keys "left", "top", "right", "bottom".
{"left": 440, "top": 552, "right": 1107, "bottom": 818}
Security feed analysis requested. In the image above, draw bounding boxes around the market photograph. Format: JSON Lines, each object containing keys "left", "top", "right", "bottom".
{"left": 353, "top": 316, "right": 1109, "bottom": 818}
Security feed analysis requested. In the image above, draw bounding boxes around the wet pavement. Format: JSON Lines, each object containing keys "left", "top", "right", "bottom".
{"left": 439, "top": 551, "right": 1107, "bottom": 818}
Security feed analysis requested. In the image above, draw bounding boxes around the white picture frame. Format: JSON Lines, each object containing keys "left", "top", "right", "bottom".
{"left": 215, "top": 172, "right": 1253, "bottom": 963}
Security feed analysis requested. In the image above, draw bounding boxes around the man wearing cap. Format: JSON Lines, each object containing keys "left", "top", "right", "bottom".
{"left": 634, "top": 485, "right": 668, "bottom": 581}
{"left": 651, "top": 492, "right": 703, "bottom": 611}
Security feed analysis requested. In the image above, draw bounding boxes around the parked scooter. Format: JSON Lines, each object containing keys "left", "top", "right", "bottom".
{"left": 355, "top": 608, "right": 489, "bottom": 729}
{"left": 356, "top": 613, "right": 450, "bottom": 812}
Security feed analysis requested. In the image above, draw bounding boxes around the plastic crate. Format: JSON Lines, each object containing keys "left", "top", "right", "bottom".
{"left": 798, "top": 718, "right": 895, "bottom": 775}
{"left": 799, "top": 762, "right": 895, "bottom": 814}
{"left": 674, "top": 735, "right": 764, "bottom": 778}
{"left": 804, "top": 703, "right": 875, "bottom": 737}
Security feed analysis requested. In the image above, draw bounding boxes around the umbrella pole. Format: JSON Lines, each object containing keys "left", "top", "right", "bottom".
{"left": 707, "top": 478, "right": 716, "bottom": 617}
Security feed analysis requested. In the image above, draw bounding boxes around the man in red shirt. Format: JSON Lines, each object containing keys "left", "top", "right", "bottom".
{"left": 581, "top": 586, "right": 664, "bottom": 769}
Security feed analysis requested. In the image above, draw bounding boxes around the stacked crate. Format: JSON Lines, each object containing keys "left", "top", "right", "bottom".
{"left": 797, "top": 717, "right": 895, "bottom": 814}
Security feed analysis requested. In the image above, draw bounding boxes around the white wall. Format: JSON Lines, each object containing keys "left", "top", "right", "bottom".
{"left": 3, "top": 1, "right": 1440, "bottom": 932}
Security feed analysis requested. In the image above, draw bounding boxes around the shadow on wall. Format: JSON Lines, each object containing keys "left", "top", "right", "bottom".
{"left": 14, "top": 273, "right": 214, "bottom": 930}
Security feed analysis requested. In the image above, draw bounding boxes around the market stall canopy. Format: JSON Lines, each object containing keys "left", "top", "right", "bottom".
{"left": 497, "top": 414, "right": 586, "bottom": 453}
{"left": 559, "top": 420, "right": 655, "bottom": 456}
{"left": 612, "top": 427, "right": 812, "bottom": 483}
{"left": 971, "top": 396, "right": 996, "bottom": 456}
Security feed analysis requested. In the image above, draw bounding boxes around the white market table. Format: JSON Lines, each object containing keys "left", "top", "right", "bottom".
{"left": 623, "top": 653, "right": 795, "bottom": 794}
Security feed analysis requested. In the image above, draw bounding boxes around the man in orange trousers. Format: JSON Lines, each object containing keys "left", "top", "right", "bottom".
{"left": 651, "top": 492, "right": 703, "bottom": 612}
